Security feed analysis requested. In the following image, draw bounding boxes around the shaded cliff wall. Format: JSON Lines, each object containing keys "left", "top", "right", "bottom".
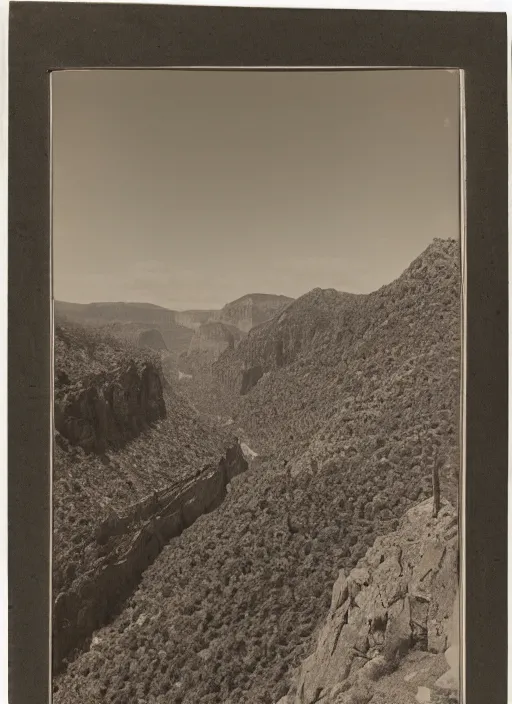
{"left": 52, "top": 443, "right": 248, "bottom": 673}
{"left": 54, "top": 361, "right": 166, "bottom": 454}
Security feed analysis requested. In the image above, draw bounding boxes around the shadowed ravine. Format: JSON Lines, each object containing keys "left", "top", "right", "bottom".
{"left": 52, "top": 442, "right": 248, "bottom": 673}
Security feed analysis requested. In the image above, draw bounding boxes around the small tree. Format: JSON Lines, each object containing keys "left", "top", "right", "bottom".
{"left": 432, "top": 448, "right": 441, "bottom": 518}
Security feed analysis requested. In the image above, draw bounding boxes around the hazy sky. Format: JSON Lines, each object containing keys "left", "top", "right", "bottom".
{"left": 52, "top": 69, "right": 460, "bottom": 310}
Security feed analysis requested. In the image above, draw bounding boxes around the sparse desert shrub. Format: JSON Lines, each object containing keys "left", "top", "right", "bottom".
{"left": 53, "top": 240, "right": 460, "bottom": 704}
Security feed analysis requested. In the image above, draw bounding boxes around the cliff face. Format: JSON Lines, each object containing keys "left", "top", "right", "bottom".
{"left": 53, "top": 442, "right": 248, "bottom": 673}
{"left": 187, "top": 321, "right": 245, "bottom": 363}
{"left": 278, "top": 498, "right": 459, "bottom": 704}
{"left": 214, "top": 293, "right": 294, "bottom": 333}
{"left": 54, "top": 361, "right": 166, "bottom": 454}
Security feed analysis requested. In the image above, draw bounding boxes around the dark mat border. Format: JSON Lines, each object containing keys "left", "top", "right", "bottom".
{"left": 8, "top": 4, "right": 508, "bottom": 703}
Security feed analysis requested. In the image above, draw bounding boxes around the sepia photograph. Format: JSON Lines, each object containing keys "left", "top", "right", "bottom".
{"left": 50, "top": 68, "right": 462, "bottom": 704}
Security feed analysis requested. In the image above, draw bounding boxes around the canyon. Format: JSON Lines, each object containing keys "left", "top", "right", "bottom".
{"left": 52, "top": 239, "right": 461, "bottom": 704}
{"left": 55, "top": 293, "right": 292, "bottom": 356}
{"left": 53, "top": 441, "right": 248, "bottom": 673}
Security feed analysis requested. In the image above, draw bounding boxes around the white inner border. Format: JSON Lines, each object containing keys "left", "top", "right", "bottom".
{"left": 48, "top": 64, "right": 468, "bottom": 698}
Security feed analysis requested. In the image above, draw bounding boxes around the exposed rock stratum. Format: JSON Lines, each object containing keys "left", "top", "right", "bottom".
{"left": 277, "top": 498, "right": 459, "bottom": 704}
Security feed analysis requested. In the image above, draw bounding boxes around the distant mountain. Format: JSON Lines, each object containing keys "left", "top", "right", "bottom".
{"left": 55, "top": 301, "right": 196, "bottom": 355}
{"left": 187, "top": 321, "right": 246, "bottom": 363}
{"left": 175, "top": 310, "right": 218, "bottom": 330}
{"left": 55, "top": 293, "right": 294, "bottom": 354}
{"left": 55, "top": 300, "right": 176, "bottom": 325}
{"left": 214, "top": 293, "right": 294, "bottom": 333}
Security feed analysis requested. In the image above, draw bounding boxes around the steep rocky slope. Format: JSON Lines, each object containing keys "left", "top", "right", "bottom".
{"left": 53, "top": 446, "right": 457, "bottom": 704}
{"left": 278, "top": 498, "right": 459, "bottom": 704}
{"left": 214, "top": 288, "right": 358, "bottom": 394}
{"left": 53, "top": 441, "right": 247, "bottom": 673}
{"left": 217, "top": 239, "right": 460, "bottom": 504}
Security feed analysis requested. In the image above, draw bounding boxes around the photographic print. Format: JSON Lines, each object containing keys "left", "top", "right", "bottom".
{"left": 50, "top": 68, "right": 462, "bottom": 704}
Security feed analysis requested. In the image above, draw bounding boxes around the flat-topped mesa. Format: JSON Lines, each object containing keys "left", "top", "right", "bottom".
{"left": 55, "top": 300, "right": 177, "bottom": 326}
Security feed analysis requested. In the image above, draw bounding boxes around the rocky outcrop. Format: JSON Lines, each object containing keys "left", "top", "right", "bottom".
{"left": 54, "top": 361, "right": 166, "bottom": 454}
{"left": 278, "top": 498, "right": 459, "bottom": 704}
{"left": 52, "top": 442, "right": 248, "bottom": 673}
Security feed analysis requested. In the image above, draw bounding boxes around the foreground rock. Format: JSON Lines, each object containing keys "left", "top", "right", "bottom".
{"left": 278, "top": 498, "right": 459, "bottom": 704}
